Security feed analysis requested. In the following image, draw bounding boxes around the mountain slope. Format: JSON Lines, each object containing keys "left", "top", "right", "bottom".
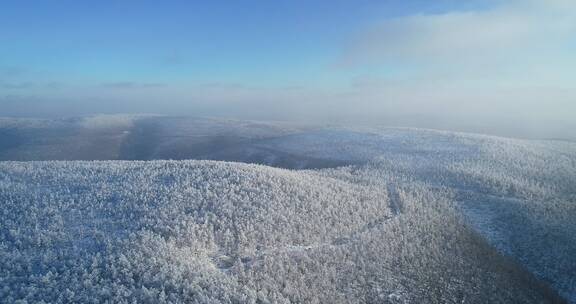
{"left": 0, "top": 160, "right": 566, "bottom": 303}
{"left": 1, "top": 119, "right": 575, "bottom": 302}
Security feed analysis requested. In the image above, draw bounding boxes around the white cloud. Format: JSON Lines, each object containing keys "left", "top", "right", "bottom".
{"left": 341, "top": 0, "right": 576, "bottom": 86}
{"left": 324, "top": 0, "right": 576, "bottom": 139}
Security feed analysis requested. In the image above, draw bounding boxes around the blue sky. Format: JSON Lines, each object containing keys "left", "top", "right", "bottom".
{"left": 1, "top": 0, "right": 575, "bottom": 138}
{"left": 0, "top": 0, "right": 494, "bottom": 87}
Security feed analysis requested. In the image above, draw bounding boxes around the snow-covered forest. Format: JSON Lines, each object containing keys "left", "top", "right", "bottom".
{"left": 1, "top": 121, "right": 575, "bottom": 303}
{"left": 4, "top": 0, "right": 576, "bottom": 301}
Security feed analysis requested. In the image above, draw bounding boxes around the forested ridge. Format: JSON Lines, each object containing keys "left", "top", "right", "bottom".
{"left": 1, "top": 127, "right": 575, "bottom": 303}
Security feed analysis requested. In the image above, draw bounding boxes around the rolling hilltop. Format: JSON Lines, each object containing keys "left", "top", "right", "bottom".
{"left": 1, "top": 116, "right": 575, "bottom": 303}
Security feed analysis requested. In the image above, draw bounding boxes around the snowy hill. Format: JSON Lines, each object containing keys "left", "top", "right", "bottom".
{"left": 0, "top": 119, "right": 575, "bottom": 303}
{"left": 259, "top": 127, "right": 576, "bottom": 301}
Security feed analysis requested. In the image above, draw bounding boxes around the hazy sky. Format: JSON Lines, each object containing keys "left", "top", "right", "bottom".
{"left": 1, "top": 0, "right": 575, "bottom": 138}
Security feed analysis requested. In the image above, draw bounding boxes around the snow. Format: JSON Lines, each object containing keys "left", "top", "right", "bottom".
{"left": 0, "top": 124, "right": 575, "bottom": 303}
